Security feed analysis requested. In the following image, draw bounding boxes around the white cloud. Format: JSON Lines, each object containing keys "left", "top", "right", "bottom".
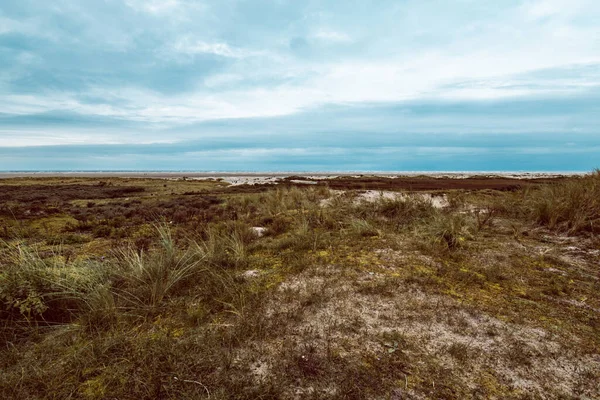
{"left": 0, "top": 15, "right": 44, "bottom": 37}
{"left": 203, "top": 73, "right": 244, "bottom": 88}
{"left": 0, "top": 130, "right": 127, "bottom": 147}
{"left": 94, "top": 0, "right": 600, "bottom": 122}
{"left": 312, "top": 29, "right": 352, "bottom": 43}
{"left": 2, "top": 0, "right": 600, "bottom": 140}
{"left": 0, "top": 17, "right": 14, "bottom": 34}
{"left": 125, "top": 0, "right": 183, "bottom": 15}
{"left": 170, "top": 38, "right": 265, "bottom": 59}
{"left": 520, "top": 0, "right": 590, "bottom": 20}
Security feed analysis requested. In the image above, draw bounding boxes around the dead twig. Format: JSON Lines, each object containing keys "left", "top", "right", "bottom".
{"left": 173, "top": 376, "right": 210, "bottom": 398}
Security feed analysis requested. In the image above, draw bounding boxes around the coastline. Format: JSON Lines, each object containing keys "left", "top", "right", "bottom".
{"left": 0, "top": 171, "right": 583, "bottom": 179}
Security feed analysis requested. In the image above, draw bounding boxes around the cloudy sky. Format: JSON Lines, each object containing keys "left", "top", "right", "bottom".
{"left": 0, "top": 0, "right": 599, "bottom": 171}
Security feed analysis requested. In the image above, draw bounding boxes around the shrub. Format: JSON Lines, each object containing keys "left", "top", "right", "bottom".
{"left": 0, "top": 244, "right": 107, "bottom": 327}
{"left": 262, "top": 214, "right": 293, "bottom": 235}
{"left": 474, "top": 205, "right": 499, "bottom": 231}
{"left": 92, "top": 225, "right": 112, "bottom": 238}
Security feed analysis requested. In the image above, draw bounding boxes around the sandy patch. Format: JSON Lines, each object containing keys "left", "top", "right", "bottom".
{"left": 235, "top": 258, "right": 600, "bottom": 399}
{"left": 356, "top": 190, "right": 449, "bottom": 209}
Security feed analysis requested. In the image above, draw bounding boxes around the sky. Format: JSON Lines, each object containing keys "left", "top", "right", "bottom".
{"left": 0, "top": 0, "right": 599, "bottom": 171}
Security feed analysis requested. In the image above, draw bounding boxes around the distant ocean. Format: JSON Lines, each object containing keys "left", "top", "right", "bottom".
{"left": 0, "top": 170, "right": 586, "bottom": 177}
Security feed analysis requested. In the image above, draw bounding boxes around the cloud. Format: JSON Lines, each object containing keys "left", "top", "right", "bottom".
{"left": 125, "top": 0, "right": 188, "bottom": 15}
{"left": 170, "top": 38, "right": 266, "bottom": 59}
{"left": 311, "top": 29, "right": 352, "bottom": 43}
{"left": 0, "top": 0, "right": 599, "bottom": 170}
{"left": 520, "top": 0, "right": 590, "bottom": 20}
{"left": 0, "top": 16, "right": 18, "bottom": 34}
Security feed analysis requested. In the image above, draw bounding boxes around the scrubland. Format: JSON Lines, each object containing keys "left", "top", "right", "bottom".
{"left": 0, "top": 173, "right": 599, "bottom": 399}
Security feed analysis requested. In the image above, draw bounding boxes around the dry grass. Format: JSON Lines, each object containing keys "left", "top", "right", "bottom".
{"left": 1, "top": 174, "right": 599, "bottom": 399}
{"left": 525, "top": 170, "right": 600, "bottom": 234}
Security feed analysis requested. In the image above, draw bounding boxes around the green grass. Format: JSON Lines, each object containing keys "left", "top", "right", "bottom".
{"left": 1, "top": 174, "right": 599, "bottom": 399}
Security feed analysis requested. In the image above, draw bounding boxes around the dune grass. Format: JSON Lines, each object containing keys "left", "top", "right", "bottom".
{"left": 1, "top": 175, "right": 599, "bottom": 399}
{"left": 525, "top": 170, "right": 600, "bottom": 233}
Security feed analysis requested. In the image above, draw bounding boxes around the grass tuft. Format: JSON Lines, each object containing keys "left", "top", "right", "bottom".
{"left": 525, "top": 170, "right": 600, "bottom": 233}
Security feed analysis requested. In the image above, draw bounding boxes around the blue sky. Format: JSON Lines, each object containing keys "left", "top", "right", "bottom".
{"left": 0, "top": 0, "right": 599, "bottom": 171}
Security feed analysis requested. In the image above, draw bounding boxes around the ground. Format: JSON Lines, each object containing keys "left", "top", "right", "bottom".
{"left": 0, "top": 174, "right": 598, "bottom": 399}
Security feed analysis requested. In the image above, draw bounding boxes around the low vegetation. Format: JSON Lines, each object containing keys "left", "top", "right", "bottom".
{"left": 525, "top": 169, "right": 600, "bottom": 234}
{"left": 1, "top": 173, "right": 599, "bottom": 399}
